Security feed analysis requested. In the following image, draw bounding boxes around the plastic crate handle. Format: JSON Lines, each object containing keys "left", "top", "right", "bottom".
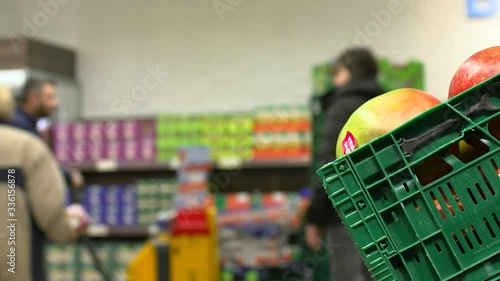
{"left": 400, "top": 85, "right": 500, "bottom": 156}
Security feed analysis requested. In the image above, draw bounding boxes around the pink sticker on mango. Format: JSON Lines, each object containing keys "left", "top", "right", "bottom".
{"left": 342, "top": 131, "right": 357, "bottom": 155}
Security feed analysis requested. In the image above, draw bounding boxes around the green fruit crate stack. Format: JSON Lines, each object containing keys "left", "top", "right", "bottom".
{"left": 317, "top": 74, "right": 500, "bottom": 281}
{"left": 45, "top": 242, "right": 142, "bottom": 281}
{"left": 377, "top": 59, "right": 424, "bottom": 91}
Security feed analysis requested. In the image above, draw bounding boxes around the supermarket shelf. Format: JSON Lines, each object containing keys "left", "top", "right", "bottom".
{"left": 77, "top": 160, "right": 177, "bottom": 173}
{"left": 86, "top": 224, "right": 160, "bottom": 238}
{"left": 77, "top": 157, "right": 311, "bottom": 173}
{"left": 237, "top": 157, "right": 311, "bottom": 169}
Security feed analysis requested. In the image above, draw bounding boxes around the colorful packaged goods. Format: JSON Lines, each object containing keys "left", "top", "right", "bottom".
{"left": 217, "top": 191, "right": 302, "bottom": 269}
{"left": 253, "top": 105, "right": 311, "bottom": 159}
{"left": 45, "top": 243, "right": 142, "bottom": 281}
{"left": 52, "top": 119, "right": 156, "bottom": 164}
{"left": 82, "top": 178, "right": 177, "bottom": 227}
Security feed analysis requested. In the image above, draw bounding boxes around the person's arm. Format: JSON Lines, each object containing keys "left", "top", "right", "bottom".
{"left": 60, "top": 164, "right": 84, "bottom": 190}
{"left": 24, "top": 139, "right": 82, "bottom": 243}
{"left": 61, "top": 166, "right": 72, "bottom": 185}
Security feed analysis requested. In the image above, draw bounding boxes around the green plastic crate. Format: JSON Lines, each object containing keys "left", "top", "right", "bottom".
{"left": 317, "top": 74, "right": 500, "bottom": 281}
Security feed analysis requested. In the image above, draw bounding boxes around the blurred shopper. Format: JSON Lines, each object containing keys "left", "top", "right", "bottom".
{"left": 9, "top": 78, "right": 84, "bottom": 189}
{"left": 0, "top": 86, "right": 89, "bottom": 281}
{"left": 10, "top": 79, "right": 58, "bottom": 135}
{"left": 0, "top": 85, "right": 16, "bottom": 124}
{"left": 305, "top": 47, "right": 384, "bottom": 281}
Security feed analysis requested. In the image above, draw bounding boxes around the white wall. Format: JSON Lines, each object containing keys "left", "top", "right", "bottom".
{"left": 0, "top": 1, "right": 21, "bottom": 36}
{"left": 374, "top": 1, "right": 500, "bottom": 98}
{"left": 0, "top": 0, "right": 79, "bottom": 48}
{"left": 17, "top": 0, "right": 80, "bottom": 49}
{"left": 4, "top": 0, "right": 500, "bottom": 118}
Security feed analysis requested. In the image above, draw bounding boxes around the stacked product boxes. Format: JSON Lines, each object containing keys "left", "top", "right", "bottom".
{"left": 53, "top": 108, "right": 312, "bottom": 165}
{"left": 83, "top": 184, "right": 138, "bottom": 226}
{"left": 44, "top": 244, "right": 79, "bottom": 281}
{"left": 156, "top": 114, "right": 254, "bottom": 162}
{"left": 52, "top": 119, "right": 156, "bottom": 164}
{"left": 253, "top": 105, "right": 312, "bottom": 159}
{"left": 136, "top": 179, "right": 178, "bottom": 225}
{"left": 216, "top": 191, "right": 302, "bottom": 270}
{"left": 45, "top": 243, "right": 142, "bottom": 281}
{"left": 83, "top": 179, "right": 178, "bottom": 227}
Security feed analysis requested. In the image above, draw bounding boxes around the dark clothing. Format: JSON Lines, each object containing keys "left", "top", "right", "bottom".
{"left": 318, "top": 88, "right": 337, "bottom": 112}
{"left": 306, "top": 78, "right": 382, "bottom": 281}
{"left": 9, "top": 107, "right": 71, "bottom": 181}
{"left": 10, "top": 107, "right": 39, "bottom": 136}
{"left": 306, "top": 78, "right": 384, "bottom": 226}
{"left": 326, "top": 224, "right": 372, "bottom": 281}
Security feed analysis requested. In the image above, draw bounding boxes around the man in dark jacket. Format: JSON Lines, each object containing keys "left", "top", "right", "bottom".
{"left": 305, "top": 47, "right": 384, "bottom": 281}
{"left": 9, "top": 78, "right": 84, "bottom": 189}
{"left": 10, "top": 79, "right": 58, "bottom": 136}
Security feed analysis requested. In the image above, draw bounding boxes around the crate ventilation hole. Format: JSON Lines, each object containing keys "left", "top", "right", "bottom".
{"left": 453, "top": 213, "right": 500, "bottom": 254}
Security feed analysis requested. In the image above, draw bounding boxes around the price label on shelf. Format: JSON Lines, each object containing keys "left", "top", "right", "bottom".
{"left": 95, "top": 159, "right": 118, "bottom": 172}
{"left": 169, "top": 158, "right": 180, "bottom": 170}
{"left": 86, "top": 224, "right": 109, "bottom": 237}
{"left": 217, "top": 157, "right": 243, "bottom": 170}
{"left": 147, "top": 224, "right": 161, "bottom": 236}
